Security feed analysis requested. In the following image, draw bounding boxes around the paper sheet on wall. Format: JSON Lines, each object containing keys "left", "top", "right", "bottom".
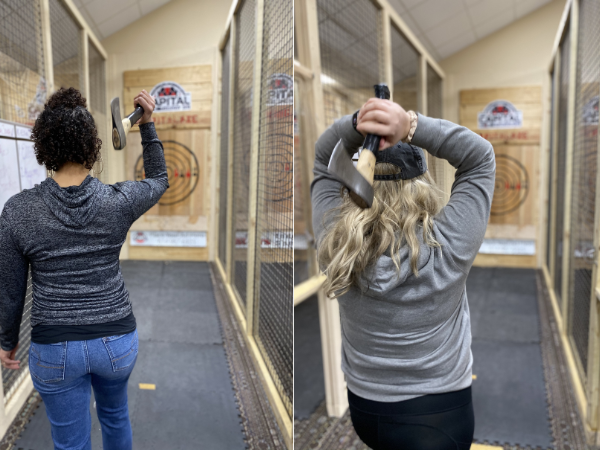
{"left": 0, "top": 138, "right": 21, "bottom": 212}
{"left": 17, "top": 140, "right": 46, "bottom": 190}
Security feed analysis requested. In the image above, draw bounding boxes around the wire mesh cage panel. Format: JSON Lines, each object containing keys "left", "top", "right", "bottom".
{"left": 50, "top": 0, "right": 80, "bottom": 92}
{"left": 553, "top": 27, "right": 570, "bottom": 306}
{"left": 294, "top": 81, "right": 309, "bottom": 286}
{"left": 567, "top": 0, "right": 600, "bottom": 375}
{"left": 231, "top": 0, "right": 256, "bottom": 308}
{"left": 317, "top": 0, "right": 382, "bottom": 127}
{"left": 546, "top": 71, "right": 556, "bottom": 271}
{"left": 254, "top": 0, "right": 293, "bottom": 415}
{"left": 0, "top": 0, "right": 46, "bottom": 126}
{"left": 391, "top": 25, "right": 418, "bottom": 112}
{"left": 426, "top": 63, "right": 447, "bottom": 191}
{"left": 88, "top": 42, "right": 107, "bottom": 182}
{"left": 218, "top": 38, "right": 231, "bottom": 269}
{"left": 2, "top": 267, "right": 32, "bottom": 403}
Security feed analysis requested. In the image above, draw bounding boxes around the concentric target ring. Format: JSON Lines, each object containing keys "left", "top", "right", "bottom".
{"left": 134, "top": 140, "right": 199, "bottom": 206}
{"left": 491, "top": 154, "right": 529, "bottom": 216}
{"left": 263, "top": 133, "right": 293, "bottom": 202}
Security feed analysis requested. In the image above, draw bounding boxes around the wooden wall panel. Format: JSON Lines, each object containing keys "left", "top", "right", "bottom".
{"left": 124, "top": 65, "right": 213, "bottom": 261}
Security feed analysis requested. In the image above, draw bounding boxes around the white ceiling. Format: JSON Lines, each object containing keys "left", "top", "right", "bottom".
{"left": 72, "top": 0, "right": 172, "bottom": 41}
{"left": 72, "top": 0, "right": 555, "bottom": 60}
{"left": 387, "top": 0, "right": 554, "bottom": 61}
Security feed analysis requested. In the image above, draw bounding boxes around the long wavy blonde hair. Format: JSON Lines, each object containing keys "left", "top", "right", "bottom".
{"left": 318, "top": 162, "right": 443, "bottom": 298}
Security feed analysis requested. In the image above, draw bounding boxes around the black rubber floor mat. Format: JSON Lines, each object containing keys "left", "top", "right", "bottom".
{"left": 294, "top": 294, "right": 325, "bottom": 419}
{"left": 10, "top": 261, "right": 245, "bottom": 450}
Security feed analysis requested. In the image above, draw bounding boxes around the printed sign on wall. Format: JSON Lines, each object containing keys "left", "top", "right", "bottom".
{"left": 477, "top": 100, "right": 523, "bottom": 129}
{"left": 150, "top": 81, "right": 192, "bottom": 112}
{"left": 130, "top": 230, "right": 207, "bottom": 247}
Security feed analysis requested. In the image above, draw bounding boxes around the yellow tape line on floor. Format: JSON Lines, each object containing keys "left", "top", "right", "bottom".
{"left": 139, "top": 383, "right": 156, "bottom": 390}
{"left": 472, "top": 445, "right": 503, "bottom": 450}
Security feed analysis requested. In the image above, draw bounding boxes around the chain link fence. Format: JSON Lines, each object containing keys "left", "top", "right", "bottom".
{"left": 230, "top": 0, "right": 256, "bottom": 310}
{"left": 254, "top": 0, "right": 293, "bottom": 416}
{"left": 567, "top": 0, "right": 600, "bottom": 376}
{"left": 218, "top": 39, "right": 231, "bottom": 269}
{"left": 217, "top": 0, "right": 293, "bottom": 423}
{"left": 0, "top": 0, "right": 45, "bottom": 126}
{"left": 317, "top": 0, "right": 382, "bottom": 128}
{"left": 553, "top": 26, "right": 570, "bottom": 306}
{"left": 88, "top": 41, "right": 107, "bottom": 183}
{"left": 49, "top": 0, "right": 79, "bottom": 92}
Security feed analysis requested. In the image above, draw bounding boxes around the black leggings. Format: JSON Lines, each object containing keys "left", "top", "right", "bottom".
{"left": 348, "top": 387, "right": 474, "bottom": 450}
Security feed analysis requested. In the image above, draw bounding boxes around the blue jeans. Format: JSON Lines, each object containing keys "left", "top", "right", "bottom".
{"left": 29, "top": 329, "right": 139, "bottom": 450}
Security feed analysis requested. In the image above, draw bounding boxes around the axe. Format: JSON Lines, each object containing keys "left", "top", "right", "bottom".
{"left": 111, "top": 97, "right": 144, "bottom": 150}
{"left": 328, "top": 84, "right": 391, "bottom": 208}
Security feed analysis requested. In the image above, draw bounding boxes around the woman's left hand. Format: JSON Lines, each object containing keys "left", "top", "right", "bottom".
{"left": 0, "top": 343, "right": 20, "bottom": 370}
{"left": 356, "top": 98, "right": 411, "bottom": 149}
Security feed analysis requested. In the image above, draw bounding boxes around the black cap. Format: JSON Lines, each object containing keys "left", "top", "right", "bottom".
{"left": 373, "top": 142, "right": 427, "bottom": 181}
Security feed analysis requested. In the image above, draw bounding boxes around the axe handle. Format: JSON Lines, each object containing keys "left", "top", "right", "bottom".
{"left": 123, "top": 106, "right": 144, "bottom": 133}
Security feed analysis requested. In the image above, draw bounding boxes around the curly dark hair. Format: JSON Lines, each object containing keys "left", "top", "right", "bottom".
{"left": 32, "top": 87, "right": 102, "bottom": 171}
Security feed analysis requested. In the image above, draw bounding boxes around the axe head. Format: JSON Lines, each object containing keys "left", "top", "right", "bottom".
{"left": 328, "top": 139, "right": 374, "bottom": 208}
{"left": 111, "top": 97, "right": 126, "bottom": 150}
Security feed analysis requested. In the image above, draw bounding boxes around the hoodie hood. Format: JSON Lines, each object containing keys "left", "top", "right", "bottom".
{"left": 38, "top": 175, "right": 103, "bottom": 228}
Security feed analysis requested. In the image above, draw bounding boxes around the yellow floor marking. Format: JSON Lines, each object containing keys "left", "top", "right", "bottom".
{"left": 472, "top": 374, "right": 477, "bottom": 380}
{"left": 472, "top": 444, "right": 503, "bottom": 450}
{"left": 139, "top": 383, "right": 156, "bottom": 390}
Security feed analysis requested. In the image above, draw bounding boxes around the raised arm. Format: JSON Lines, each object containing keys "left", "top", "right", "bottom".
{"left": 113, "top": 91, "right": 169, "bottom": 223}
{"left": 412, "top": 114, "right": 496, "bottom": 271}
{"left": 310, "top": 114, "right": 365, "bottom": 245}
{"left": 0, "top": 203, "right": 29, "bottom": 354}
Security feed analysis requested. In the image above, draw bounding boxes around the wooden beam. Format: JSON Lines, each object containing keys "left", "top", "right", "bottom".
{"left": 245, "top": 0, "right": 265, "bottom": 336}
{"left": 548, "top": 54, "right": 560, "bottom": 294}
{"left": 560, "top": 0, "right": 578, "bottom": 327}
{"left": 60, "top": 0, "right": 107, "bottom": 60}
{"left": 218, "top": 0, "right": 240, "bottom": 51}
{"left": 80, "top": 29, "right": 90, "bottom": 101}
{"left": 381, "top": 9, "right": 393, "bottom": 97}
{"left": 39, "top": 0, "right": 54, "bottom": 95}
{"left": 225, "top": 19, "right": 236, "bottom": 285}
{"left": 417, "top": 55, "right": 427, "bottom": 115}
{"left": 294, "top": 60, "right": 313, "bottom": 81}
{"left": 549, "top": 0, "right": 573, "bottom": 72}
{"left": 294, "top": 274, "right": 327, "bottom": 306}
{"left": 375, "top": 0, "right": 445, "bottom": 80}
{"left": 209, "top": 48, "right": 220, "bottom": 262}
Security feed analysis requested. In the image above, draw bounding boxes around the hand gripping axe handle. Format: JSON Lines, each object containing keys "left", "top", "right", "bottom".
{"left": 111, "top": 97, "right": 144, "bottom": 150}
{"left": 327, "top": 84, "right": 391, "bottom": 208}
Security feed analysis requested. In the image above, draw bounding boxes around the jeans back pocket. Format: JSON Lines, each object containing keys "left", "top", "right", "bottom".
{"left": 102, "top": 330, "right": 138, "bottom": 372}
{"left": 29, "top": 342, "right": 67, "bottom": 383}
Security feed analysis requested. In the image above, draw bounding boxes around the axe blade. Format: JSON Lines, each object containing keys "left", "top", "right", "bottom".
{"left": 111, "top": 97, "right": 126, "bottom": 150}
{"left": 328, "top": 139, "right": 374, "bottom": 208}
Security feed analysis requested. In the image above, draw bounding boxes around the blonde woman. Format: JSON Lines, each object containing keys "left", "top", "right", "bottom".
{"left": 312, "top": 98, "right": 495, "bottom": 450}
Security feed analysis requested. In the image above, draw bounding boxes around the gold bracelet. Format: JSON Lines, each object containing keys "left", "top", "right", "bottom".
{"left": 404, "top": 110, "right": 418, "bottom": 143}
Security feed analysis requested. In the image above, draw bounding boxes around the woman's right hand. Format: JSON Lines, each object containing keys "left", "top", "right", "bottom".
{"left": 134, "top": 90, "right": 156, "bottom": 125}
{"left": 356, "top": 98, "right": 411, "bottom": 149}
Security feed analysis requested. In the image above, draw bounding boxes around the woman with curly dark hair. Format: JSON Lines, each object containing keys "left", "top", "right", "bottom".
{"left": 0, "top": 87, "right": 168, "bottom": 450}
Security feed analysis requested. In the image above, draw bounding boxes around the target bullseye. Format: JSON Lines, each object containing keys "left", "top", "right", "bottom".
{"left": 491, "top": 154, "right": 529, "bottom": 216}
{"left": 134, "top": 140, "right": 199, "bottom": 206}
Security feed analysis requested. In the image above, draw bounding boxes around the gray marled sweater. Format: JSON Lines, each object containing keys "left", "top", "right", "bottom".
{"left": 0, "top": 122, "right": 168, "bottom": 351}
{"left": 311, "top": 113, "right": 495, "bottom": 402}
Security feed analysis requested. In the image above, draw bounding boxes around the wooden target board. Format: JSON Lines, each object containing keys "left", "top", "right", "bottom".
{"left": 460, "top": 86, "right": 542, "bottom": 265}
{"left": 123, "top": 65, "right": 212, "bottom": 260}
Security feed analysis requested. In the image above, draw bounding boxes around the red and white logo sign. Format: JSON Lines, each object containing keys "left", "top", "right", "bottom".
{"left": 478, "top": 100, "right": 523, "bottom": 129}
{"left": 150, "top": 81, "right": 192, "bottom": 112}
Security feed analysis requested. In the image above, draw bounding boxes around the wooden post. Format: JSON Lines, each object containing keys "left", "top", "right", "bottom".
{"left": 39, "top": 0, "right": 54, "bottom": 96}
{"left": 80, "top": 30, "right": 90, "bottom": 104}
{"left": 381, "top": 9, "right": 393, "bottom": 98}
{"left": 210, "top": 47, "right": 221, "bottom": 263}
{"left": 560, "top": 0, "right": 579, "bottom": 329}
{"left": 417, "top": 55, "right": 427, "bottom": 116}
{"left": 548, "top": 54, "right": 560, "bottom": 299}
{"left": 225, "top": 21, "right": 236, "bottom": 286}
{"left": 245, "top": 0, "right": 265, "bottom": 336}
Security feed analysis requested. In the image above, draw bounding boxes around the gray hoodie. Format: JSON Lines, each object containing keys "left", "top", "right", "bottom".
{"left": 311, "top": 113, "right": 495, "bottom": 402}
{"left": 0, "top": 122, "right": 168, "bottom": 351}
